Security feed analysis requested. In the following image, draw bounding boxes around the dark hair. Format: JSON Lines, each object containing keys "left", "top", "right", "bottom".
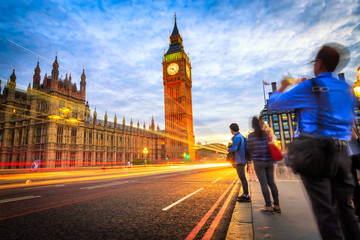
{"left": 229, "top": 123, "right": 239, "bottom": 132}
{"left": 316, "top": 45, "right": 340, "bottom": 72}
{"left": 251, "top": 116, "right": 264, "bottom": 139}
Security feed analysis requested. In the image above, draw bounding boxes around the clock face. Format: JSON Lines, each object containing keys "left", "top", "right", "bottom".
{"left": 167, "top": 63, "right": 179, "bottom": 75}
{"left": 186, "top": 64, "right": 191, "bottom": 79}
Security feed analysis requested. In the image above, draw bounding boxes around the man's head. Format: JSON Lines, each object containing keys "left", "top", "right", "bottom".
{"left": 229, "top": 123, "right": 239, "bottom": 135}
{"left": 313, "top": 45, "right": 340, "bottom": 76}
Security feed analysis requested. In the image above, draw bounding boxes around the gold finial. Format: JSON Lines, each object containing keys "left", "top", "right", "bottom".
{"left": 56, "top": 51, "right": 57, "bottom": 57}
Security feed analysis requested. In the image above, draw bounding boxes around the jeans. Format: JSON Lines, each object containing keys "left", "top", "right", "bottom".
{"left": 300, "top": 145, "right": 360, "bottom": 240}
{"left": 253, "top": 160, "right": 279, "bottom": 207}
{"left": 235, "top": 163, "right": 249, "bottom": 195}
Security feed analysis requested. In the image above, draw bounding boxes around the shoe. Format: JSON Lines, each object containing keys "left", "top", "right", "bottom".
{"left": 237, "top": 194, "right": 251, "bottom": 202}
{"left": 260, "top": 206, "right": 274, "bottom": 214}
{"left": 273, "top": 205, "right": 281, "bottom": 213}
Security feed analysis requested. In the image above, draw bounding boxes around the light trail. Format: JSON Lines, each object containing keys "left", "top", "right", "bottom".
{"left": 0, "top": 163, "right": 231, "bottom": 190}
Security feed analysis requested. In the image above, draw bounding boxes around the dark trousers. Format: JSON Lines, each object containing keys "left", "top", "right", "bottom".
{"left": 253, "top": 160, "right": 279, "bottom": 206}
{"left": 352, "top": 155, "right": 360, "bottom": 216}
{"left": 235, "top": 163, "right": 249, "bottom": 195}
{"left": 301, "top": 146, "right": 360, "bottom": 240}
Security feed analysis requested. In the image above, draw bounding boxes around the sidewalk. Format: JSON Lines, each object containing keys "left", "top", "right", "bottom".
{"left": 226, "top": 169, "right": 320, "bottom": 240}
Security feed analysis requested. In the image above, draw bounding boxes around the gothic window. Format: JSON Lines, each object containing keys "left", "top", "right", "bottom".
{"left": 83, "top": 151, "right": 87, "bottom": 166}
{"left": 170, "top": 88, "right": 174, "bottom": 98}
{"left": 100, "top": 133, "right": 103, "bottom": 146}
{"left": 59, "top": 101, "right": 65, "bottom": 116}
{"left": 71, "top": 128, "right": 76, "bottom": 144}
{"left": 41, "top": 101, "right": 47, "bottom": 112}
{"left": 18, "top": 129, "right": 22, "bottom": 145}
{"left": 41, "top": 125, "right": 46, "bottom": 143}
{"left": 72, "top": 105, "right": 78, "bottom": 118}
{"left": 100, "top": 152, "right": 103, "bottom": 164}
{"left": 55, "top": 151, "right": 62, "bottom": 167}
{"left": 89, "top": 132, "right": 92, "bottom": 145}
{"left": 35, "top": 126, "right": 45, "bottom": 143}
{"left": 25, "top": 129, "right": 29, "bottom": 144}
{"left": 0, "top": 132, "right": 3, "bottom": 147}
{"left": 84, "top": 130, "right": 86, "bottom": 144}
{"left": 57, "top": 126, "right": 63, "bottom": 143}
{"left": 108, "top": 152, "right": 113, "bottom": 164}
{"left": 87, "top": 152, "right": 92, "bottom": 165}
{"left": 70, "top": 151, "right": 76, "bottom": 166}
{"left": 110, "top": 135, "right": 114, "bottom": 147}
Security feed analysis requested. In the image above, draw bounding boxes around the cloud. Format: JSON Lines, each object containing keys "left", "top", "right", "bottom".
{"left": 0, "top": 0, "right": 359, "bottom": 144}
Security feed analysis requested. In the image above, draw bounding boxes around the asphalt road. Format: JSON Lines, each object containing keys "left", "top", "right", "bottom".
{"left": 0, "top": 165, "right": 240, "bottom": 240}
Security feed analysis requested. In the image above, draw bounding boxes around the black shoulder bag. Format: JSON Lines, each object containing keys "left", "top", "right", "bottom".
{"left": 287, "top": 79, "right": 341, "bottom": 178}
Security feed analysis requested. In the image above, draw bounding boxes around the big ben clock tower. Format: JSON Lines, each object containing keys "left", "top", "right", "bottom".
{"left": 163, "top": 16, "right": 195, "bottom": 161}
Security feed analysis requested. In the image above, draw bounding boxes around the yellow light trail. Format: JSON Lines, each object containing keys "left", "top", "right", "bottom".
{"left": 0, "top": 163, "right": 231, "bottom": 190}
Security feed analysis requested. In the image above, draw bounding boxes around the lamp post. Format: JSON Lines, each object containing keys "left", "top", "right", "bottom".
{"left": 143, "top": 147, "right": 148, "bottom": 165}
{"left": 353, "top": 66, "right": 360, "bottom": 99}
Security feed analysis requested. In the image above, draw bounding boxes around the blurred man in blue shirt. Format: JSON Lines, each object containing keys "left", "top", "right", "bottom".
{"left": 228, "top": 123, "right": 250, "bottom": 202}
{"left": 269, "top": 45, "right": 360, "bottom": 240}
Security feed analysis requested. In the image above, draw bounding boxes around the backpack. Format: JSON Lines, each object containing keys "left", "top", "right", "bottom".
{"left": 227, "top": 135, "right": 251, "bottom": 167}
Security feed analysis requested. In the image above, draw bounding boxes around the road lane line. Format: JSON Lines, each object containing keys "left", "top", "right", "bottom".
{"left": 80, "top": 181, "right": 129, "bottom": 190}
{"left": 150, "top": 173, "right": 179, "bottom": 179}
{"left": 211, "top": 172, "right": 232, "bottom": 184}
{"left": 162, "top": 188, "right": 204, "bottom": 211}
{"left": 0, "top": 195, "right": 41, "bottom": 204}
{"left": 0, "top": 184, "right": 144, "bottom": 221}
{"left": 211, "top": 177, "right": 223, "bottom": 184}
{"left": 185, "top": 178, "right": 238, "bottom": 240}
{"left": 202, "top": 179, "right": 239, "bottom": 240}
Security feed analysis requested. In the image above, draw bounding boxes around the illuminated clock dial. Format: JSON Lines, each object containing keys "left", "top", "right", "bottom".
{"left": 167, "top": 63, "right": 179, "bottom": 75}
{"left": 186, "top": 64, "right": 191, "bottom": 79}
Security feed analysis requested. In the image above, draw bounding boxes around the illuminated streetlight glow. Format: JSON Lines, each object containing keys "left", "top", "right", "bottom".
{"left": 354, "top": 66, "right": 360, "bottom": 99}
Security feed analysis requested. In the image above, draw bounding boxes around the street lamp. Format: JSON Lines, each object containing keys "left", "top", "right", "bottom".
{"left": 143, "top": 147, "right": 149, "bottom": 165}
{"left": 353, "top": 66, "right": 360, "bottom": 99}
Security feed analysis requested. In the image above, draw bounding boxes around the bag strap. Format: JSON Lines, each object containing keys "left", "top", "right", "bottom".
{"left": 264, "top": 131, "right": 271, "bottom": 143}
{"left": 311, "top": 78, "right": 338, "bottom": 139}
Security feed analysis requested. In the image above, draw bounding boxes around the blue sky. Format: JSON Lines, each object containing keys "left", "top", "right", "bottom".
{"left": 0, "top": 0, "right": 359, "bottom": 144}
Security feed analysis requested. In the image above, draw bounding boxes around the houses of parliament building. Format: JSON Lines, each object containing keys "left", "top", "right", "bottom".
{"left": 0, "top": 17, "right": 195, "bottom": 169}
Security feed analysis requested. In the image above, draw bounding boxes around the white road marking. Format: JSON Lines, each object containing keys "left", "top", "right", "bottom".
{"left": 24, "top": 185, "right": 52, "bottom": 190}
{"left": 150, "top": 174, "right": 179, "bottom": 179}
{"left": 80, "top": 181, "right": 129, "bottom": 190}
{"left": 211, "top": 177, "right": 223, "bottom": 184}
{"left": 0, "top": 195, "right": 41, "bottom": 204}
{"left": 211, "top": 172, "right": 232, "bottom": 184}
{"left": 162, "top": 188, "right": 204, "bottom": 211}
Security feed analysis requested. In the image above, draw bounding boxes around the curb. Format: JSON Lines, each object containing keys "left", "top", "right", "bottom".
{"left": 226, "top": 182, "right": 254, "bottom": 240}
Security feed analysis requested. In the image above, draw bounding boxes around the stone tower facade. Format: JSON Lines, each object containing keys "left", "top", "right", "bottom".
{"left": 162, "top": 16, "right": 195, "bottom": 161}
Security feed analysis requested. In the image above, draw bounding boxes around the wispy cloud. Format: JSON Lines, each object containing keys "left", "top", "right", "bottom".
{"left": 0, "top": 0, "right": 359, "bottom": 144}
